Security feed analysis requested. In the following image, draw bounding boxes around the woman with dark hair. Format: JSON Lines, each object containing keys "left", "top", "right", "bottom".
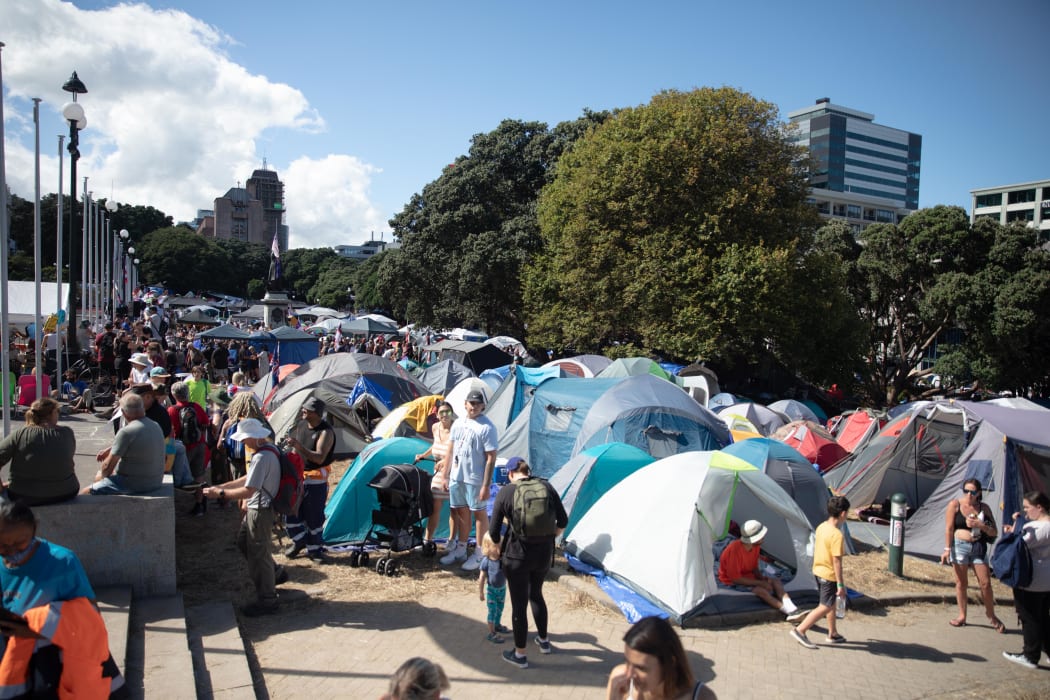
{"left": 0, "top": 397, "right": 79, "bottom": 505}
{"left": 415, "top": 401, "right": 455, "bottom": 546}
{"left": 1002, "top": 491, "right": 1050, "bottom": 669}
{"left": 606, "top": 616, "right": 713, "bottom": 699}
{"left": 940, "top": 478, "right": 1004, "bottom": 631}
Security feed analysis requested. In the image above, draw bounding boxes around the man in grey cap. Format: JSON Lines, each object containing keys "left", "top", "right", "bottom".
{"left": 204, "top": 418, "right": 281, "bottom": 616}
{"left": 283, "top": 395, "right": 335, "bottom": 562}
{"left": 440, "top": 389, "right": 497, "bottom": 571}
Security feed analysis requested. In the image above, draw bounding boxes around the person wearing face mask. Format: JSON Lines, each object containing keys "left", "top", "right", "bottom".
{"left": 0, "top": 502, "right": 126, "bottom": 695}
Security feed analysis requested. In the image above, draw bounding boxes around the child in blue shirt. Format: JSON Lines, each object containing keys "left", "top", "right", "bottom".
{"left": 477, "top": 532, "right": 508, "bottom": 643}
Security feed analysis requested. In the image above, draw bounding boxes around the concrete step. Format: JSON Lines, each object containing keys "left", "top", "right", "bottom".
{"left": 124, "top": 594, "right": 198, "bottom": 699}
{"left": 186, "top": 602, "right": 258, "bottom": 699}
{"left": 96, "top": 585, "right": 133, "bottom": 675}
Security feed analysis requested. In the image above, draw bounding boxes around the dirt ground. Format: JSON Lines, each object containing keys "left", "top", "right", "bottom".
{"left": 174, "top": 457, "right": 1013, "bottom": 618}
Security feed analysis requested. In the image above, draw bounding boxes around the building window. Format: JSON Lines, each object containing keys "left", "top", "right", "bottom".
{"left": 1008, "top": 189, "right": 1036, "bottom": 204}
{"left": 833, "top": 204, "right": 847, "bottom": 216}
{"left": 863, "top": 208, "right": 876, "bottom": 221}
{"left": 847, "top": 205, "right": 861, "bottom": 219}
{"left": 816, "top": 201, "right": 830, "bottom": 214}
{"left": 975, "top": 193, "right": 1002, "bottom": 208}
{"left": 1006, "top": 209, "right": 1034, "bottom": 223}
{"left": 876, "top": 209, "right": 895, "bottom": 223}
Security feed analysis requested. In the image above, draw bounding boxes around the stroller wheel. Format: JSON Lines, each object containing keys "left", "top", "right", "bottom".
{"left": 360, "top": 552, "right": 370, "bottom": 566}
{"left": 376, "top": 557, "right": 388, "bottom": 575}
{"left": 387, "top": 560, "right": 400, "bottom": 577}
{"left": 349, "top": 551, "right": 360, "bottom": 568}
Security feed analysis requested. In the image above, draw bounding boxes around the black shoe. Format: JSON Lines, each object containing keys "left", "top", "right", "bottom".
{"left": 307, "top": 550, "right": 330, "bottom": 564}
{"left": 240, "top": 602, "right": 278, "bottom": 617}
{"left": 284, "top": 542, "right": 305, "bottom": 559}
{"left": 274, "top": 566, "right": 289, "bottom": 585}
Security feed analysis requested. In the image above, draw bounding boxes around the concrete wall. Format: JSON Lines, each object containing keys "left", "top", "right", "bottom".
{"left": 34, "top": 479, "right": 176, "bottom": 597}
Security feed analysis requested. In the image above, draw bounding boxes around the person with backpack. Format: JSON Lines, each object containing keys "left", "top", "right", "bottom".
{"left": 1001, "top": 491, "right": 1050, "bottom": 670}
{"left": 168, "top": 381, "right": 210, "bottom": 516}
{"left": 939, "top": 478, "right": 1004, "bottom": 632}
{"left": 282, "top": 396, "right": 335, "bottom": 563}
{"left": 488, "top": 457, "right": 568, "bottom": 670}
{"left": 203, "top": 418, "right": 281, "bottom": 617}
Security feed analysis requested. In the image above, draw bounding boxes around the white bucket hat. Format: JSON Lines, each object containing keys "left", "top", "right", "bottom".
{"left": 229, "top": 418, "right": 270, "bottom": 441}
{"left": 129, "top": 352, "right": 152, "bottom": 368}
{"left": 740, "top": 519, "right": 768, "bottom": 545}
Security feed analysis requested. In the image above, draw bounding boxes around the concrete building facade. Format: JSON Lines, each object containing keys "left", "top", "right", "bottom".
{"left": 970, "top": 180, "right": 1050, "bottom": 240}
{"left": 788, "top": 98, "right": 921, "bottom": 233}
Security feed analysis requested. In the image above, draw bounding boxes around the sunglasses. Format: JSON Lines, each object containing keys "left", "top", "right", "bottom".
{"left": 963, "top": 489, "right": 980, "bottom": 495}
{"left": 438, "top": 410, "right": 452, "bottom": 416}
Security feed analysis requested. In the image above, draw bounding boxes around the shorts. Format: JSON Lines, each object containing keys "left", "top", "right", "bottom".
{"left": 816, "top": 577, "right": 838, "bottom": 608}
{"left": 449, "top": 481, "right": 485, "bottom": 511}
{"left": 951, "top": 539, "right": 988, "bottom": 565}
{"left": 90, "top": 474, "right": 133, "bottom": 495}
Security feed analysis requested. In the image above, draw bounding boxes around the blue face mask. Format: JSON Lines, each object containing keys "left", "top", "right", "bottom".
{"left": 2, "top": 538, "right": 38, "bottom": 567}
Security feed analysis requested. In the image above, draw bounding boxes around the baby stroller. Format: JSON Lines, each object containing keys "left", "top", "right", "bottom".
{"left": 348, "top": 463, "right": 436, "bottom": 576}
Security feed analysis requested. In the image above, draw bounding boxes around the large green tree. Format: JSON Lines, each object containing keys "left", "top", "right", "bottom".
{"left": 525, "top": 87, "right": 862, "bottom": 383}
{"left": 137, "top": 228, "right": 268, "bottom": 296}
{"left": 281, "top": 247, "right": 341, "bottom": 302}
{"left": 382, "top": 112, "right": 610, "bottom": 337}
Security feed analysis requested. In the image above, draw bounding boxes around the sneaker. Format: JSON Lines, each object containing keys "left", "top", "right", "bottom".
{"left": 240, "top": 602, "right": 278, "bottom": 617}
{"left": 826, "top": 633, "right": 847, "bottom": 644}
{"left": 307, "top": 551, "right": 330, "bottom": 565}
{"left": 461, "top": 551, "right": 483, "bottom": 571}
{"left": 790, "top": 628, "right": 817, "bottom": 649}
{"left": 496, "top": 624, "right": 511, "bottom": 634}
{"left": 502, "top": 649, "right": 528, "bottom": 669}
{"left": 440, "top": 542, "right": 467, "bottom": 565}
{"left": 486, "top": 632, "right": 505, "bottom": 644}
{"left": 1003, "top": 651, "right": 1037, "bottom": 670}
{"left": 534, "top": 636, "right": 552, "bottom": 654}
{"left": 786, "top": 609, "right": 807, "bottom": 623}
{"left": 284, "top": 542, "right": 304, "bottom": 559}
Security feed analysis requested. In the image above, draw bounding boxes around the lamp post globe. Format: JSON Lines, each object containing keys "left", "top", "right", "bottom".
{"left": 61, "top": 71, "right": 87, "bottom": 351}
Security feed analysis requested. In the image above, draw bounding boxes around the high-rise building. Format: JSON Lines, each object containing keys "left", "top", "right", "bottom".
{"left": 211, "top": 187, "right": 265, "bottom": 245}
{"left": 787, "top": 98, "right": 921, "bottom": 233}
{"left": 970, "top": 180, "right": 1050, "bottom": 241}
{"left": 246, "top": 167, "right": 288, "bottom": 252}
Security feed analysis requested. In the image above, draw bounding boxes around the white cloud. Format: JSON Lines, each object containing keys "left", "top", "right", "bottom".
{"left": 1, "top": 0, "right": 382, "bottom": 248}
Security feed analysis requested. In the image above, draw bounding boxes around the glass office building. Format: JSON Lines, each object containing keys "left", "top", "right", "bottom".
{"left": 788, "top": 98, "right": 921, "bottom": 233}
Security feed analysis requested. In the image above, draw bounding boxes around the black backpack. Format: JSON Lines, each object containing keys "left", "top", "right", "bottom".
{"left": 179, "top": 405, "right": 202, "bottom": 445}
{"left": 991, "top": 516, "right": 1033, "bottom": 589}
{"left": 511, "top": 478, "right": 558, "bottom": 539}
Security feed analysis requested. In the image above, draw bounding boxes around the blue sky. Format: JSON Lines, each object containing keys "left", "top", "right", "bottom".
{"left": 4, "top": 0, "right": 1048, "bottom": 248}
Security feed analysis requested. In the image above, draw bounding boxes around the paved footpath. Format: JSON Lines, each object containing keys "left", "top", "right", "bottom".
{"left": 244, "top": 573, "right": 1050, "bottom": 699}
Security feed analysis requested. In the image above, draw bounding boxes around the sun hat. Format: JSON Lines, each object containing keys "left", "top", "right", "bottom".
{"left": 740, "top": 519, "right": 768, "bottom": 545}
{"left": 229, "top": 417, "right": 270, "bottom": 441}
{"left": 150, "top": 367, "right": 170, "bottom": 378}
{"left": 129, "top": 352, "right": 152, "bottom": 367}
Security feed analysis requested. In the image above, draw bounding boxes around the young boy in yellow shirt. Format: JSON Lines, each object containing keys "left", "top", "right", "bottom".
{"left": 791, "top": 495, "right": 850, "bottom": 648}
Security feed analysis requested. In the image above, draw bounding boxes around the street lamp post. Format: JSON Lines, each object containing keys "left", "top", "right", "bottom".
{"left": 105, "top": 200, "right": 117, "bottom": 319}
{"left": 61, "top": 72, "right": 87, "bottom": 351}
{"left": 119, "top": 229, "right": 130, "bottom": 309}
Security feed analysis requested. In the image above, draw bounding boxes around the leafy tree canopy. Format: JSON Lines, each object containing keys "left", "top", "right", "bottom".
{"left": 137, "top": 227, "right": 269, "bottom": 297}
{"left": 382, "top": 112, "right": 610, "bottom": 337}
{"left": 524, "top": 87, "right": 862, "bottom": 384}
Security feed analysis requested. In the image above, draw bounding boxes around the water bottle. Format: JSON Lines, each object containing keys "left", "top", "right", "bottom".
{"left": 835, "top": 595, "right": 847, "bottom": 619}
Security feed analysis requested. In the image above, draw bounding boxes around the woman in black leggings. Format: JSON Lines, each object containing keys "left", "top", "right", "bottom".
{"left": 488, "top": 457, "right": 568, "bottom": 670}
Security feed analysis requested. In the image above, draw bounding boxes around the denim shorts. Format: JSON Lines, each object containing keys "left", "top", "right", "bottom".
{"left": 951, "top": 539, "right": 987, "bottom": 565}
{"left": 89, "top": 474, "right": 133, "bottom": 495}
{"left": 448, "top": 481, "right": 485, "bottom": 511}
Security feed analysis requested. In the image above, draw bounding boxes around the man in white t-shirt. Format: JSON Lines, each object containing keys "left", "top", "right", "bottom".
{"left": 440, "top": 389, "right": 498, "bottom": 571}
{"left": 204, "top": 418, "right": 281, "bottom": 616}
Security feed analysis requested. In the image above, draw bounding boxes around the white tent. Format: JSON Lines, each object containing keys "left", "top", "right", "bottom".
{"left": 4, "top": 282, "right": 71, "bottom": 326}
{"left": 564, "top": 451, "right": 816, "bottom": 622}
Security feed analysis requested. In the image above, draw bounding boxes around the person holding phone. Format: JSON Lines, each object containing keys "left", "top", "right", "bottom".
{"left": 940, "top": 478, "right": 1004, "bottom": 632}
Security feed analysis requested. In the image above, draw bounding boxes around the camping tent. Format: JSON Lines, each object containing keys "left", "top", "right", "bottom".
{"left": 416, "top": 360, "right": 475, "bottom": 397}
{"left": 4, "top": 282, "right": 70, "bottom": 326}
{"left": 564, "top": 451, "right": 816, "bottom": 622}
{"left": 824, "top": 401, "right": 975, "bottom": 511}
{"left": 722, "top": 438, "right": 830, "bottom": 528}
{"left": 596, "top": 357, "right": 673, "bottom": 381}
{"left": 249, "top": 325, "right": 319, "bottom": 365}
{"left": 548, "top": 442, "right": 655, "bottom": 536}
{"left": 265, "top": 353, "right": 423, "bottom": 414}
{"left": 371, "top": 395, "right": 444, "bottom": 440}
{"left": 904, "top": 401, "right": 1050, "bottom": 558}
{"left": 424, "top": 340, "right": 511, "bottom": 374}
{"left": 541, "top": 354, "right": 612, "bottom": 378}
{"left": 769, "top": 399, "right": 819, "bottom": 424}
{"left": 715, "top": 402, "right": 787, "bottom": 436}
{"left": 772, "top": 420, "right": 848, "bottom": 472}
{"left": 827, "top": 409, "right": 886, "bottom": 454}
{"left": 196, "top": 324, "right": 251, "bottom": 341}
{"left": 484, "top": 364, "right": 563, "bottom": 432}
{"left": 322, "top": 437, "right": 451, "bottom": 543}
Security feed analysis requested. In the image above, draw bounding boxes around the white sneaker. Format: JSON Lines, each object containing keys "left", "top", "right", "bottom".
{"left": 461, "top": 550, "right": 483, "bottom": 571}
{"left": 439, "top": 542, "right": 467, "bottom": 565}
{"left": 781, "top": 600, "right": 798, "bottom": 615}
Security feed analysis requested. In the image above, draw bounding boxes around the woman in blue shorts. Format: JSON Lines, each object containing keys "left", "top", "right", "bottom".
{"left": 940, "top": 478, "right": 1004, "bottom": 631}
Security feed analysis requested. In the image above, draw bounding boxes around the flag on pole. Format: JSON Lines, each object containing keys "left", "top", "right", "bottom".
{"left": 268, "top": 228, "right": 281, "bottom": 283}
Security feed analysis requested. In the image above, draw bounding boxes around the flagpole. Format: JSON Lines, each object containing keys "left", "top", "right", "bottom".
{"left": 33, "top": 98, "right": 44, "bottom": 400}
{"left": 0, "top": 42, "right": 12, "bottom": 436}
{"left": 56, "top": 135, "right": 65, "bottom": 397}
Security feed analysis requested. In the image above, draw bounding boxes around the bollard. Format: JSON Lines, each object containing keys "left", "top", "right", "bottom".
{"left": 888, "top": 492, "right": 907, "bottom": 576}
